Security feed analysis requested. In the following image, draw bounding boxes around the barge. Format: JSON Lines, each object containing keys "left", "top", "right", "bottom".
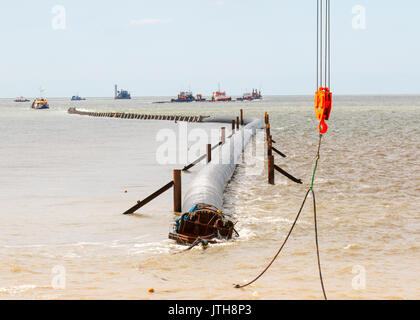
{"left": 114, "top": 84, "right": 131, "bottom": 99}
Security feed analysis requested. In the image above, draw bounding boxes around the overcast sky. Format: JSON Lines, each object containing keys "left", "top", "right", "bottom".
{"left": 0, "top": 0, "right": 419, "bottom": 97}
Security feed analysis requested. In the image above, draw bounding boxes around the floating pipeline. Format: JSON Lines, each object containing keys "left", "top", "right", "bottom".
{"left": 169, "top": 116, "right": 264, "bottom": 244}
{"left": 68, "top": 107, "right": 264, "bottom": 245}
{"left": 182, "top": 115, "right": 264, "bottom": 211}
{"left": 67, "top": 107, "right": 207, "bottom": 123}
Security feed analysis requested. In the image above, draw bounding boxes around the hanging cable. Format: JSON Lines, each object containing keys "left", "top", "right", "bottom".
{"left": 324, "top": 0, "right": 327, "bottom": 87}
{"left": 233, "top": 0, "right": 332, "bottom": 300}
{"left": 315, "top": 0, "right": 331, "bottom": 134}
{"left": 328, "top": 0, "right": 331, "bottom": 88}
{"left": 319, "top": 0, "right": 323, "bottom": 87}
{"left": 316, "top": 0, "right": 319, "bottom": 89}
{"left": 234, "top": 135, "right": 327, "bottom": 300}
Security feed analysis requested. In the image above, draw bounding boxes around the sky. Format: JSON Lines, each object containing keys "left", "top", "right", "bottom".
{"left": 0, "top": 0, "right": 419, "bottom": 97}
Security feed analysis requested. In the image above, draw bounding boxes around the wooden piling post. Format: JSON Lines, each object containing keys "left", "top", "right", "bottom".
{"left": 207, "top": 144, "right": 212, "bottom": 164}
{"left": 173, "top": 170, "right": 182, "bottom": 213}
{"left": 265, "top": 112, "right": 269, "bottom": 124}
{"left": 267, "top": 134, "right": 272, "bottom": 157}
{"left": 268, "top": 155, "right": 275, "bottom": 185}
{"left": 232, "top": 119, "right": 235, "bottom": 133}
{"left": 236, "top": 116, "right": 240, "bottom": 130}
{"left": 240, "top": 109, "right": 244, "bottom": 126}
{"left": 221, "top": 127, "right": 226, "bottom": 144}
{"left": 266, "top": 123, "right": 271, "bottom": 141}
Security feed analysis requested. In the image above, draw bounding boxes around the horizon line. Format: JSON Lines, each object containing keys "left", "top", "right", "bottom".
{"left": 2, "top": 93, "right": 420, "bottom": 99}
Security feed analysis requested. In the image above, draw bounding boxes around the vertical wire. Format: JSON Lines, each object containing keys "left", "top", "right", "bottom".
{"left": 328, "top": 0, "right": 331, "bottom": 88}
{"left": 316, "top": 0, "right": 319, "bottom": 90}
{"left": 320, "top": 0, "right": 323, "bottom": 87}
{"left": 325, "top": 0, "right": 327, "bottom": 88}
{"left": 324, "top": 0, "right": 328, "bottom": 88}
{"left": 326, "top": 0, "right": 329, "bottom": 88}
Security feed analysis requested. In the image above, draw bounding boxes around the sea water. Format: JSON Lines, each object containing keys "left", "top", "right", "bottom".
{"left": 0, "top": 95, "right": 418, "bottom": 299}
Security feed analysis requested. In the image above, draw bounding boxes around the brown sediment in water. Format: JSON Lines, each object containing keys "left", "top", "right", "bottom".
{"left": 0, "top": 96, "right": 418, "bottom": 299}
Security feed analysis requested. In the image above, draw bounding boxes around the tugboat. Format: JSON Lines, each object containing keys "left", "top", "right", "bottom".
{"left": 31, "top": 88, "right": 49, "bottom": 109}
{"left": 236, "top": 89, "right": 262, "bottom": 101}
{"left": 71, "top": 95, "right": 86, "bottom": 101}
{"left": 212, "top": 91, "right": 232, "bottom": 102}
{"left": 196, "top": 94, "right": 206, "bottom": 101}
{"left": 236, "top": 92, "right": 253, "bottom": 101}
{"left": 171, "top": 91, "right": 195, "bottom": 102}
{"left": 211, "top": 83, "right": 232, "bottom": 102}
{"left": 14, "top": 96, "right": 30, "bottom": 102}
{"left": 31, "top": 98, "right": 49, "bottom": 109}
{"left": 114, "top": 84, "right": 131, "bottom": 99}
{"left": 252, "top": 88, "right": 262, "bottom": 100}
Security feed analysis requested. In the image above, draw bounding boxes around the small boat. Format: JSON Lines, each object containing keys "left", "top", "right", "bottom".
{"left": 236, "top": 89, "right": 262, "bottom": 101}
{"left": 236, "top": 92, "right": 253, "bottom": 101}
{"left": 169, "top": 203, "right": 235, "bottom": 245}
{"left": 14, "top": 96, "right": 30, "bottom": 102}
{"left": 211, "top": 84, "right": 232, "bottom": 102}
{"left": 114, "top": 84, "right": 131, "bottom": 99}
{"left": 212, "top": 91, "right": 232, "bottom": 102}
{"left": 31, "top": 98, "right": 49, "bottom": 109}
{"left": 115, "top": 90, "right": 131, "bottom": 99}
{"left": 171, "top": 91, "right": 195, "bottom": 102}
{"left": 252, "top": 89, "right": 263, "bottom": 100}
{"left": 196, "top": 94, "right": 206, "bottom": 101}
{"left": 31, "top": 88, "right": 49, "bottom": 109}
{"left": 71, "top": 95, "right": 86, "bottom": 101}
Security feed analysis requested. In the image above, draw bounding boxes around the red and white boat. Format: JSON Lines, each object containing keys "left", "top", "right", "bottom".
{"left": 213, "top": 91, "right": 231, "bottom": 102}
{"left": 211, "top": 84, "right": 232, "bottom": 102}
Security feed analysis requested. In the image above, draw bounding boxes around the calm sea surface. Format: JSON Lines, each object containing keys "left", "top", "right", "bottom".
{"left": 0, "top": 95, "right": 419, "bottom": 299}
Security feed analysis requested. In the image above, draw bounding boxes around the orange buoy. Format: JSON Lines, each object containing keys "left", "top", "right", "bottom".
{"left": 148, "top": 288, "right": 154, "bottom": 293}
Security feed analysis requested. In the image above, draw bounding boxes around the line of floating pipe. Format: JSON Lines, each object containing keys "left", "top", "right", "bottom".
{"left": 67, "top": 107, "right": 206, "bottom": 123}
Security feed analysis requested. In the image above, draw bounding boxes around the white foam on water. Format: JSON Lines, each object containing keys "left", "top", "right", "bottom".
{"left": 1, "top": 97, "right": 419, "bottom": 299}
{"left": 0, "top": 284, "right": 38, "bottom": 295}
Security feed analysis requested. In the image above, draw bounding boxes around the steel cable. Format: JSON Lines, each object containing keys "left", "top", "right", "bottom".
{"left": 234, "top": 134, "right": 327, "bottom": 300}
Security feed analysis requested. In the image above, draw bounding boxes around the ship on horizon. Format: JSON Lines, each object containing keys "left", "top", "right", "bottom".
{"left": 14, "top": 96, "right": 30, "bottom": 102}
{"left": 71, "top": 94, "right": 86, "bottom": 101}
{"left": 31, "top": 87, "right": 49, "bottom": 110}
{"left": 236, "top": 89, "right": 262, "bottom": 101}
{"left": 171, "top": 91, "right": 207, "bottom": 102}
{"left": 171, "top": 91, "right": 195, "bottom": 102}
{"left": 114, "top": 84, "right": 131, "bottom": 99}
{"left": 211, "top": 83, "right": 232, "bottom": 102}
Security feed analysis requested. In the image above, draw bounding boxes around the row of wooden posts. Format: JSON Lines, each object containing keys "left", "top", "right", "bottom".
{"left": 122, "top": 110, "right": 301, "bottom": 214}
{"left": 265, "top": 112, "right": 302, "bottom": 185}
{"left": 70, "top": 105, "right": 301, "bottom": 212}
{"left": 123, "top": 110, "right": 245, "bottom": 215}
{"left": 68, "top": 107, "right": 206, "bottom": 123}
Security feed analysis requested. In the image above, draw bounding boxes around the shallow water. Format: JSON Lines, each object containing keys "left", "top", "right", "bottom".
{"left": 0, "top": 96, "right": 419, "bottom": 299}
